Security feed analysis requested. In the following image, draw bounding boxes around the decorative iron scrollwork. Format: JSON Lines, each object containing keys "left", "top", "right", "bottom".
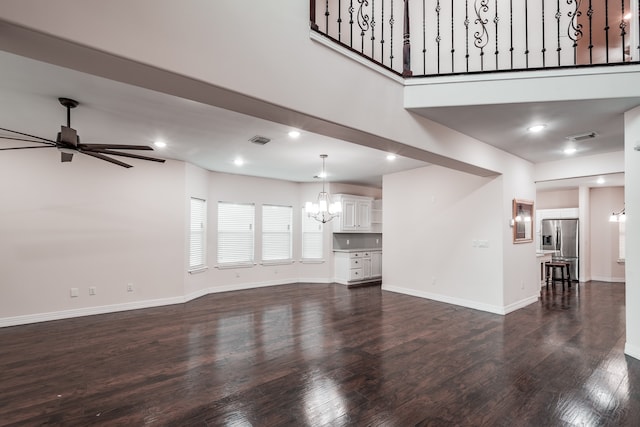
{"left": 357, "top": 0, "right": 370, "bottom": 33}
{"left": 567, "top": 0, "right": 584, "bottom": 47}
{"left": 474, "top": 0, "right": 490, "bottom": 52}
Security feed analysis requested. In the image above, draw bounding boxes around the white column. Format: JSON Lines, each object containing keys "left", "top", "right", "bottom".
{"left": 624, "top": 106, "right": 640, "bottom": 360}
{"left": 578, "top": 186, "right": 591, "bottom": 282}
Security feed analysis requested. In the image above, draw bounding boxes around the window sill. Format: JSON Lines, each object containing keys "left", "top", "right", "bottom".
{"left": 260, "top": 260, "right": 295, "bottom": 266}
{"left": 216, "top": 262, "right": 257, "bottom": 270}
{"left": 188, "top": 266, "right": 209, "bottom": 274}
{"left": 300, "top": 259, "right": 325, "bottom": 264}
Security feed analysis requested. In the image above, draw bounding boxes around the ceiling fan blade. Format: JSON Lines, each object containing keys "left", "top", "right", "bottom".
{"left": 0, "top": 145, "right": 56, "bottom": 151}
{"left": 0, "top": 127, "right": 57, "bottom": 145}
{"left": 0, "top": 135, "right": 54, "bottom": 145}
{"left": 84, "top": 148, "right": 165, "bottom": 163}
{"left": 82, "top": 151, "right": 133, "bottom": 168}
{"left": 79, "top": 143, "right": 154, "bottom": 151}
{"left": 61, "top": 152, "right": 74, "bottom": 162}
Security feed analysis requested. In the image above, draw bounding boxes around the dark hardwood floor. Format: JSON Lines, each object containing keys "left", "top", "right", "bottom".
{"left": 1, "top": 281, "right": 638, "bottom": 426}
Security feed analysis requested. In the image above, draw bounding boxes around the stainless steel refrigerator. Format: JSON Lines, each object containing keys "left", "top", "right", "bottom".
{"left": 541, "top": 218, "right": 579, "bottom": 281}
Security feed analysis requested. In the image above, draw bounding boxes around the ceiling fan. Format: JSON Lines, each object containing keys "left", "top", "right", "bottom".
{"left": 0, "top": 97, "right": 165, "bottom": 168}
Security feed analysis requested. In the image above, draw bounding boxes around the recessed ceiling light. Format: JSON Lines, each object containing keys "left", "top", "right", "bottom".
{"left": 288, "top": 130, "right": 301, "bottom": 138}
{"left": 153, "top": 140, "right": 167, "bottom": 148}
{"left": 527, "top": 124, "right": 547, "bottom": 133}
{"left": 597, "top": 177, "right": 605, "bottom": 184}
{"left": 564, "top": 147, "right": 577, "bottom": 155}
{"left": 386, "top": 154, "right": 397, "bottom": 161}
{"left": 234, "top": 158, "right": 244, "bottom": 166}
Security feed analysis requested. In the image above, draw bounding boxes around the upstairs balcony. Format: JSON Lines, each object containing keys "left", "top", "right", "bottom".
{"left": 310, "top": 0, "right": 639, "bottom": 78}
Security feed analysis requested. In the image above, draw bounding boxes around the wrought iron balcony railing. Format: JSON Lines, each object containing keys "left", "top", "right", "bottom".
{"left": 310, "top": 0, "right": 639, "bottom": 77}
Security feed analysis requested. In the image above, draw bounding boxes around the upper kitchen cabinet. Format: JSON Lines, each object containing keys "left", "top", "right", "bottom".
{"left": 333, "top": 194, "right": 373, "bottom": 232}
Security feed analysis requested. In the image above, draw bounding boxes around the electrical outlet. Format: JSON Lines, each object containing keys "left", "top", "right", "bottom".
{"left": 432, "top": 277, "right": 437, "bottom": 286}
{"left": 70, "top": 288, "right": 79, "bottom": 298}
{"left": 127, "top": 283, "right": 134, "bottom": 292}
{"left": 89, "top": 287, "right": 96, "bottom": 296}
{"left": 346, "top": 239, "right": 350, "bottom": 245}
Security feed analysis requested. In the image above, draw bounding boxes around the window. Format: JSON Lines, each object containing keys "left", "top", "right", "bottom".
{"left": 302, "top": 208, "right": 323, "bottom": 260}
{"left": 262, "top": 204, "right": 292, "bottom": 262}
{"left": 218, "top": 202, "right": 255, "bottom": 265}
{"left": 189, "top": 198, "right": 207, "bottom": 270}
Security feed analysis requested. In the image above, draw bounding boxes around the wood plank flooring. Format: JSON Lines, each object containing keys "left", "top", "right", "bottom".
{"left": 1, "top": 281, "right": 639, "bottom": 426}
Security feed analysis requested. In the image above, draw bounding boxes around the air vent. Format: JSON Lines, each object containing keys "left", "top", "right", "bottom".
{"left": 566, "top": 132, "right": 597, "bottom": 142}
{"left": 249, "top": 135, "right": 271, "bottom": 145}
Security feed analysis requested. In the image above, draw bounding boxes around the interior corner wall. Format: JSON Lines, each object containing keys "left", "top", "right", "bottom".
{"left": 589, "top": 187, "right": 625, "bottom": 282}
{"left": 382, "top": 165, "right": 506, "bottom": 313}
{"left": 500, "top": 158, "right": 538, "bottom": 311}
{"left": 198, "top": 172, "right": 334, "bottom": 296}
{"left": 624, "top": 106, "right": 640, "bottom": 361}
{"left": 0, "top": 149, "right": 186, "bottom": 326}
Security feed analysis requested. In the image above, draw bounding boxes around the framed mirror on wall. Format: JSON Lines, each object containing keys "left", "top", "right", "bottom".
{"left": 513, "top": 199, "right": 534, "bottom": 243}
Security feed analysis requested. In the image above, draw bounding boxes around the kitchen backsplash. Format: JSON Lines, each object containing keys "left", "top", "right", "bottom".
{"left": 333, "top": 233, "right": 382, "bottom": 250}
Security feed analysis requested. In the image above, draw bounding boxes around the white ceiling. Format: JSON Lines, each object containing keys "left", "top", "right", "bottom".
{"left": 0, "top": 51, "right": 427, "bottom": 188}
{"left": 0, "top": 49, "right": 631, "bottom": 190}
{"left": 409, "top": 98, "right": 640, "bottom": 164}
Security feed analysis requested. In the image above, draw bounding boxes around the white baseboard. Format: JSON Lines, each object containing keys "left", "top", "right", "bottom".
{"left": 1, "top": 278, "right": 334, "bottom": 328}
{"left": 382, "top": 284, "right": 506, "bottom": 315}
{"left": 0, "top": 296, "right": 185, "bottom": 328}
{"left": 503, "top": 295, "right": 539, "bottom": 314}
{"left": 382, "top": 284, "right": 538, "bottom": 315}
{"left": 590, "top": 276, "right": 626, "bottom": 283}
{"left": 625, "top": 342, "right": 640, "bottom": 361}
{"left": 184, "top": 279, "right": 299, "bottom": 302}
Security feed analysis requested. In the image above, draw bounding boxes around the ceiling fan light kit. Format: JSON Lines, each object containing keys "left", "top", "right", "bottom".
{"left": 0, "top": 97, "right": 165, "bottom": 168}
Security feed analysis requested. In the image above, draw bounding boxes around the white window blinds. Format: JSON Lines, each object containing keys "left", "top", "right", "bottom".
{"left": 189, "top": 198, "right": 207, "bottom": 269}
{"left": 262, "top": 205, "right": 292, "bottom": 261}
{"left": 302, "top": 208, "right": 323, "bottom": 259}
{"left": 218, "top": 202, "right": 255, "bottom": 264}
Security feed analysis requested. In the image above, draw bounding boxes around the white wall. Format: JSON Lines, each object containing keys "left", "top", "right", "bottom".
{"left": 0, "top": 158, "right": 345, "bottom": 326}
{"left": 624, "top": 107, "right": 640, "bottom": 360}
{"left": 0, "top": 2, "right": 549, "bottom": 322}
{"left": 590, "top": 187, "right": 626, "bottom": 282}
{"left": 534, "top": 151, "right": 625, "bottom": 182}
{"left": 537, "top": 189, "right": 579, "bottom": 209}
{"left": 499, "top": 157, "right": 538, "bottom": 309}
{"left": 382, "top": 164, "right": 537, "bottom": 314}
{"left": 0, "top": 148, "right": 186, "bottom": 325}
{"left": 0, "top": 0, "right": 524, "bottom": 177}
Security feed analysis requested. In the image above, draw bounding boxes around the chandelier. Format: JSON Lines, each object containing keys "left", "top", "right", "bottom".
{"left": 305, "top": 154, "right": 342, "bottom": 223}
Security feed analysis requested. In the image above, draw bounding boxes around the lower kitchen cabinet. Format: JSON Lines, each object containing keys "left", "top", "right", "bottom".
{"left": 334, "top": 250, "right": 382, "bottom": 285}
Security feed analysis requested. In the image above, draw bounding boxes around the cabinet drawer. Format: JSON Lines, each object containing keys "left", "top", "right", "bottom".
{"left": 351, "top": 252, "right": 363, "bottom": 258}
{"left": 349, "top": 268, "right": 364, "bottom": 281}
{"left": 350, "top": 258, "right": 363, "bottom": 268}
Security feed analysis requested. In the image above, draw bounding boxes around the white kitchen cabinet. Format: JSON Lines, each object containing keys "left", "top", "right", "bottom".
{"left": 371, "top": 251, "right": 382, "bottom": 278}
{"left": 334, "top": 250, "right": 382, "bottom": 285}
{"left": 333, "top": 194, "right": 373, "bottom": 232}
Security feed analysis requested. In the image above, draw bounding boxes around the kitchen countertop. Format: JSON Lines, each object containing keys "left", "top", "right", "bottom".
{"left": 333, "top": 248, "right": 382, "bottom": 253}
{"left": 536, "top": 250, "right": 558, "bottom": 257}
